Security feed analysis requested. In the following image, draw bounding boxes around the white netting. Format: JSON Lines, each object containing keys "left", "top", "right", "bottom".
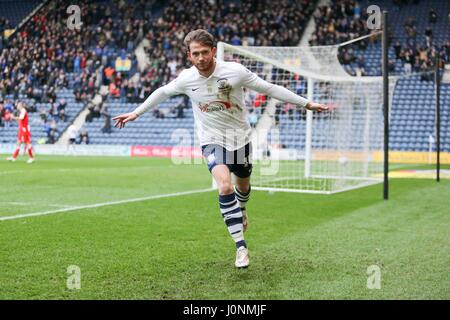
{"left": 219, "top": 41, "right": 398, "bottom": 194}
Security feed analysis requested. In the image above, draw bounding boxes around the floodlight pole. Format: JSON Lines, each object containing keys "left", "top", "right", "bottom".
{"left": 382, "top": 11, "right": 389, "bottom": 200}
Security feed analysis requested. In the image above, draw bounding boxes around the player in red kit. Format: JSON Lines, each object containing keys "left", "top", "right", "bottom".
{"left": 6, "top": 102, "right": 35, "bottom": 163}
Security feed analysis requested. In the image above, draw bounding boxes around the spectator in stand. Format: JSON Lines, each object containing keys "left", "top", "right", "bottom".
{"left": 44, "top": 119, "right": 58, "bottom": 144}
{"left": 356, "top": 56, "right": 367, "bottom": 76}
{"left": 388, "top": 59, "right": 396, "bottom": 73}
{"left": 119, "top": 81, "right": 127, "bottom": 103}
{"left": 425, "top": 27, "right": 433, "bottom": 48}
{"left": 0, "top": 99, "right": 4, "bottom": 127}
{"left": 39, "top": 107, "right": 47, "bottom": 124}
{"left": 100, "top": 104, "right": 112, "bottom": 133}
{"left": 59, "top": 108, "right": 67, "bottom": 122}
{"left": 109, "top": 82, "right": 121, "bottom": 99}
{"left": 79, "top": 128, "right": 90, "bottom": 144}
{"left": 153, "top": 107, "right": 165, "bottom": 119}
{"left": 104, "top": 65, "right": 115, "bottom": 86}
{"left": 67, "top": 124, "right": 78, "bottom": 145}
{"left": 420, "top": 58, "right": 435, "bottom": 81}
{"left": 126, "top": 82, "right": 137, "bottom": 102}
{"left": 394, "top": 41, "right": 402, "bottom": 59}
{"left": 248, "top": 110, "right": 258, "bottom": 129}
{"left": 2, "top": 100, "right": 13, "bottom": 127}
{"left": 253, "top": 94, "right": 267, "bottom": 114}
{"left": 172, "top": 99, "right": 185, "bottom": 119}
{"left": 429, "top": 8, "right": 437, "bottom": 23}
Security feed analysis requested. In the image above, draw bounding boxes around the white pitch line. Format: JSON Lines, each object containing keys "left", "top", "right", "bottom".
{"left": 0, "top": 188, "right": 214, "bottom": 222}
{"left": 0, "top": 166, "right": 162, "bottom": 176}
{"left": 1, "top": 202, "right": 76, "bottom": 208}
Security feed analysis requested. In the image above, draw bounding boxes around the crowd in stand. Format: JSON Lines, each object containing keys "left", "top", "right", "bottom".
{"left": 2, "top": 0, "right": 315, "bottom": 137}
{"left": 130, "top": 0, "right": 316, "bottom": 116}
{"left": 0, "top": 0, "right": 150, "bottom": 141}
{"left": 0, "top": 17, "right": 12, "bottom": 52}
{"left": 3, "top": 0, "right": 156, "bottom": 98}
{"left": 309, "top": 0, "right": 369, "bottom": 47}
{"left": 146, "top": 0, "right": 314, "bottom": 78}
{"left": 309, "top": 0, "right": 449, "bottom": 78}
{"left": 2, "top": 0, "right": 449, "bottom": 144}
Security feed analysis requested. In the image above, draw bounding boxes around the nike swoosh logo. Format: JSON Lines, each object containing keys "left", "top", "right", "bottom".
{"left": 192, "top": 88, "right": 200, "bottom": 91}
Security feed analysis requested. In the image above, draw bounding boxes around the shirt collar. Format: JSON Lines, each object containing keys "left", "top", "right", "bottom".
{"left": 196, "top": 59, "right": 220, "bottom": 79}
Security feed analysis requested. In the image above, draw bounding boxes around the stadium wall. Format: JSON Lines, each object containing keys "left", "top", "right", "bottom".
{"left": 0, "top": 144, "right": 131, "bottom": 157}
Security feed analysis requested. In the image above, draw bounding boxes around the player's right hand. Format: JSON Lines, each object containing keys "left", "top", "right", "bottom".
{"left": 113, "top": 112, "right": 139, "bottom": 129}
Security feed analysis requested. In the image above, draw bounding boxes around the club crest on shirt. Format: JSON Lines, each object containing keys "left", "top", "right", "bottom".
{"left": 197, "top": 78, "right": 243, "bottom": 113}
{"left": 217, "top": 78, "right": 232, "bottom": 100}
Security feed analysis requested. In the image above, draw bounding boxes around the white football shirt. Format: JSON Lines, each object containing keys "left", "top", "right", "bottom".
{"left": 134, "top": 59, "right": 310, "bottom": 151}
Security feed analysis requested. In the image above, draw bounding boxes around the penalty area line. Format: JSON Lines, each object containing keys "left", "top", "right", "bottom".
{"left": 0, "top": 188, "right": 214, "bottom": 222}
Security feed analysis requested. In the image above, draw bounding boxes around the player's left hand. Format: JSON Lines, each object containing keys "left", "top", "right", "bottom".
{"left": 306, "top": 102, "right": 328, "bottom": 112}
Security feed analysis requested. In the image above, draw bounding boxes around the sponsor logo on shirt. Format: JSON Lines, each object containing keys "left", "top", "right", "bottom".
{"left": 199, "top": 100, "right": 233, "bottom": 112}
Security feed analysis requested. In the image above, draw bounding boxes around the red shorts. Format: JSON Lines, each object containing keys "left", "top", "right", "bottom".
{"left": 18, "top": 131, "right": 31, "bottom": 144}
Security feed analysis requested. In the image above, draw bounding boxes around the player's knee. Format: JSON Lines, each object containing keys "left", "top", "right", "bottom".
{"left": 218, "top": 180, "right": 234, "bottom": 195}
{"left": 235, "top": 182, "right": 250, "bottom": 193}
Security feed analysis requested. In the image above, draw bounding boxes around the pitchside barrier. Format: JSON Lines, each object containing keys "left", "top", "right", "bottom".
{"left": 1, "top": 144, "right": 448, "bottom": 164}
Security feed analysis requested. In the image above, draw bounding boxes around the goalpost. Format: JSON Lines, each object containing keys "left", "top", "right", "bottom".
{"left": 216, "top": 37, "right": 398, "bottom": 194}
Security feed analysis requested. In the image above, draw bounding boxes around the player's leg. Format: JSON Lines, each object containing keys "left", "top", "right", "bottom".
{"left": 234, "top": 176, "right": 251, "bottom": 232}
{"left": 231, "top": 143, "right": 253, "bottom": 232}
{"left": 203, "top": 144, "right": 248, "bottom": 268}
{"left": 211, "top": 164, "right": 246, "bottom": 247}
{"left": 26, "top": 143, "right": 35, "bottom": 163}
{"left": 7, "top": 141, "right": 21, "bottom": 161}
{"left": 211, "top": 164, "right": 249, "bottom": 268}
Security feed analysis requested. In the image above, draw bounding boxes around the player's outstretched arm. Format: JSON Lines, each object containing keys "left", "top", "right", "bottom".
{"left": 112, "top": 78, "right": 184, "bottom": 129}
{"left": 240, "top": 65, "right": 328, "bottom": 112}
{"left": 254, "top": 81, "right": 328, "bottom": 113}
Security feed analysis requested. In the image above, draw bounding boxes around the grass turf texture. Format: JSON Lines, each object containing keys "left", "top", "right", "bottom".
{"left": 0, "top": 155, "right": 449, "bottom": 299}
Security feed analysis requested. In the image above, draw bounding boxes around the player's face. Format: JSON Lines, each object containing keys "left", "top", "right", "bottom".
{"left": 188, "top": 42, "right": 216, "bottom": 73}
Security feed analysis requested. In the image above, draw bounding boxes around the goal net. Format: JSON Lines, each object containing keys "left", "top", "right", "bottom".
{"left": 217, "top": 40, "right": 398, "bottom": 194}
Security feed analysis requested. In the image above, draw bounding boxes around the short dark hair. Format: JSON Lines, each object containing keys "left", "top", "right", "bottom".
{"left": 183, "top": 29, "right": 215, "bottom": 51}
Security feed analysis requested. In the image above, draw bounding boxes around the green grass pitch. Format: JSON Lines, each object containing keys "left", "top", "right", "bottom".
{"left": 0, "top": 155, "right": 449, "bottom": 299}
